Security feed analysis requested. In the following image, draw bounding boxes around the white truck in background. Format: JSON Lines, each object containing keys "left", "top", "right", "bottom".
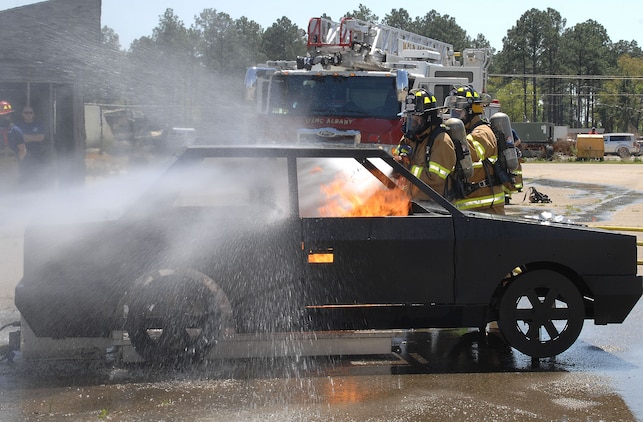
{"left": 602, "top": 133, "right": 640, "bottom": 158}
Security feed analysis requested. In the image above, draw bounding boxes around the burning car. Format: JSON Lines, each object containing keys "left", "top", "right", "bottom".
{"left": 15, "top": 146, "right": 642, "bottom": 362}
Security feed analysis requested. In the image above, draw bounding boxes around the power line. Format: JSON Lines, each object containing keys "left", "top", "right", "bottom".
{"left": 490, "top": 74, "right": 643, "bottom": 80}
{"left": 499, "top": 92, "right": 643, "bottom": 97}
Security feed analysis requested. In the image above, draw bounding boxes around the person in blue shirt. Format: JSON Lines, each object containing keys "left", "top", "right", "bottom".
{"left": 16, "top": 105, "right": 49, "bottom": 190}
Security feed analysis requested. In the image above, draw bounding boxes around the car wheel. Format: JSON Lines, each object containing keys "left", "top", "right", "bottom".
{"left": 124, "top": 268, "right": 233, "bottom": 364}
{"left": 497, "top": 269, "right": 584, "bottom": 358}
{"left": 617, "top": 147, "right": 631, "bottom": 158}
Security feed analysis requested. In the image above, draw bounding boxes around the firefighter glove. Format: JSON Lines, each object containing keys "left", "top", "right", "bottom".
{"left": 396, "top": 144, "right": 413, "bottom": 157}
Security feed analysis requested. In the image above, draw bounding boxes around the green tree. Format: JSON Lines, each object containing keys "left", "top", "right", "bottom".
{"left": 495, "top": 19, "right": 529, "bottom": 121}
{"left": 496, "top": 8, "right": 564, "bottom": 122}
{"left": 127, "top": 9, "right": 197, "bottom": 125}
{"left": 470, "top": 34, "right": 491, "bottom": 50}
{"left": 409, "top": 10, "right": 469, "bottom": 51}
{"left": 152, "top": 9, "right": 192, "bottom": 55}
{"left": 101, "top": 26, "right": 122, "bottom": 51}
{"left": 190, "top": 10, "right": 265, "bottom": 125}
{"left": 261, "top": 17, "right": 306, "bottom": 60}
{"left": 612, "top": 40, "right": 643, "bottom": 59}
{"left": 193, "top": 9, "right": 236, "bottom": 73}
{"left": 560, "top": 20, "right": 612, "bottom": 127}
{"left": 598, "top": 55, "right": 643, "bottom": 132}
{"left": 84, "top": 26, "right": 128, "bottom": 104}
{"left": 487, "top": 78, "right": 535, "bottom": 122}
{"left": 382, "top": 8, "right": 413, "bottom": 31}
{"left": 344, "top": 4, "right": 379, "bottom": 22}
{"left": 536, "top": 9, "right": 566, "bottom": 124}
{"left": 234, "top": 17, "right": 267, "bottom": 68}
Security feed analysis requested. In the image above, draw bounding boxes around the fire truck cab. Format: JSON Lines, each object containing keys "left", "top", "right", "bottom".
{"left": 244, "top": 17, "right": 491, "bottom": 147}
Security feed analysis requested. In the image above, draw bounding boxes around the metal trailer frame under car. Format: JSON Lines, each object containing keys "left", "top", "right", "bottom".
{"left": 15, "top": 146, "right": 643, "bottom": 363}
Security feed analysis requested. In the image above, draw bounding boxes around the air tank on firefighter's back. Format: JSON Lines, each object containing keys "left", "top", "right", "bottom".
{"left": 445, "top": 118, "right": 473, "bottom": 179}
{"left": 489, "top": 112, "right": 519, "bottom": 171}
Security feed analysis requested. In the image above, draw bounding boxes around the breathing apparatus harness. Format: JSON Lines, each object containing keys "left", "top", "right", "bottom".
{"left": 448, "top": 112, "right": 520, "bottom": 200}
{"left": 444, "top": 119, "right": 496, "bottom": 200}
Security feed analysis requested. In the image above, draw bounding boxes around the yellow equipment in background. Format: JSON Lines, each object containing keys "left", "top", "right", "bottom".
{"left": 576, "top": 134, "right": 604, "bottom": 160}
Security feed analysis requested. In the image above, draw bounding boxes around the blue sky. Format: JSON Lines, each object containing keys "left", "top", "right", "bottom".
{"left": 6, "top": 0, "right": 643, "bottom": 52}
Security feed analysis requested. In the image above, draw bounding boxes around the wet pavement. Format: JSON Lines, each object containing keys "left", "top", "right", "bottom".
{"left": 508, "top": 177, "right": 643, "bottom": 224}
{"left": 0, "top": 317, "right": 641, "bottom": 421}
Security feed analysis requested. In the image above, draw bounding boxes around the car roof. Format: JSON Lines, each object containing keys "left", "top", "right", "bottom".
{"left": 179, "top": 144, "right": 394, "bottom": 159}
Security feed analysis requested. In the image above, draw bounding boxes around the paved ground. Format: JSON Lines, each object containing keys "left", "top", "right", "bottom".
{"left": 508, "top": 161, "right": 643, "bottom": 227}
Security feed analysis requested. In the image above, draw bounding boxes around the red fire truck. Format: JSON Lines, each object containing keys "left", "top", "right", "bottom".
{"left": 244, "top": 17, "right": 491, "bottom": 148}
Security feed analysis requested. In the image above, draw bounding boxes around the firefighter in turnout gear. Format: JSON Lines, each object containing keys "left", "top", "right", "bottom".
{"left": 394, "top": 89, "right": 456, "bottom": 200}
{"left": 444, "top": 85, "right": 505, "bottom": 214}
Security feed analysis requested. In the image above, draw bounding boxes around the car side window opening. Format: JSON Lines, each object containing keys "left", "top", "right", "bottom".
{"left": 297, "top": 156, "right": 438, "bottom": 218}
{"left": 171, "top": 157, "right": 289, "bottom": 213}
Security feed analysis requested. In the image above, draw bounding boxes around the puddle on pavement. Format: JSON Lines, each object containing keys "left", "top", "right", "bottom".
{"left": 512, "top": 177, "right": 643, "bottom": 223}
{"left": 0, "top": 328, "right": 638, "bottom": 421}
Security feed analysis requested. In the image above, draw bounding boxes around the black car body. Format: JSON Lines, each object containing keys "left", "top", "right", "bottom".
{"left": 15, "top": 146, "right": 643, "bottom": 361}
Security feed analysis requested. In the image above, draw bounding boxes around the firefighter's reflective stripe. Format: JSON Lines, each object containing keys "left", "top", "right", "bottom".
{"left": 503, "top": 167, "right": 523, "bottom": 195}
{"left": 504, "top": 182, "right": 522, "bottom": 195}
{"left": 469, "top": 136, "right": 486, "bottom": 159}
{"left": 428, "top": 161, "right": 451, "bottom": 179}
{"left": 411, "top": 163, "right": 450, "bottom": 180}
{"left": 411, "top": 165, "right": 423, "bottom": 178}
{"left": 469, "top": 136, "right": 500, "bottom": 171}
{"left": 512, "top": 167, "right": 523, "bottom": 190}
{"left": 454, "top": 189, "right": 506, "bottom": 210}
{"left": 472, "top": 154, "right": 499, "bottom": 169}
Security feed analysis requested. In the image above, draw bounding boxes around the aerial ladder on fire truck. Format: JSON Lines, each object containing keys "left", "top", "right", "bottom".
{"left": 304, "top": 17, "right": 455, "bottom": 68}
{"left": 263, "top": 17, "right": 491, "bottom": 94}
{"left": 281, "top": 17, "right": 490, "bottom": 78}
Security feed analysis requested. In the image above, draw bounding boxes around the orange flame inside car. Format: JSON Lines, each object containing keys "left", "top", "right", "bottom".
{"left": 319, "top": 178, "right": 411, "bottom": 217}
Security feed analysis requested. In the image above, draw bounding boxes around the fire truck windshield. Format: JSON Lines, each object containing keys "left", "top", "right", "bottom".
{"left": 268, "top": 74, "right": 400, "bottom": 119}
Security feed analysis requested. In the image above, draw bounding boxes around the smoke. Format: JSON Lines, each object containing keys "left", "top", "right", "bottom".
{"left": 1, "top": 161, "right": 168, "bottom": 227}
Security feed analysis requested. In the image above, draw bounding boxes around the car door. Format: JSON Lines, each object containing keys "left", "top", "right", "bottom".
{"left": 301, "top": 215, "right": 455, "bottom": 305}
{"left": 603, "top": 134, "right": 615, "bottom": 153}
{"left": 296, "top": 156, "right": 456, "bottom": 307}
